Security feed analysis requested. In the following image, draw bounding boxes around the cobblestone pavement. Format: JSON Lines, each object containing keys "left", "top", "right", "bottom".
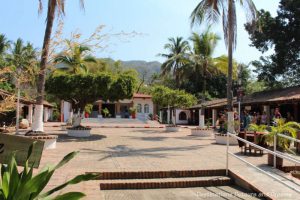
{"left": 38, "top": 124, "right": 300, "bottom": 199}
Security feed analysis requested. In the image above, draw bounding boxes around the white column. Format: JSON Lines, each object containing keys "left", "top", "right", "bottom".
{"left": 227, "top": 111, "right": 235, "bottom": 133}
{"left": 199, "top": 109, "right": 205, "bottom": 128}
{"left": 44, "top": 107, "right": 49, "bottom": 122}
{"left": 212, "top": 109, "right": 217, "bottom": 127}
{"left": 167, "top": 107, "right": 170, "bottom": 124}
{"left": 159, "top": 111, "right": 162, "bottom": 123}
{"left": 263, "top": 105, "right": 271, "bottom": 125}
{"left": 28, "top": 104, "right": 33, "bottom": 125}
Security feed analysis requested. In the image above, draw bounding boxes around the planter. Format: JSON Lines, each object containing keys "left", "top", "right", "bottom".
{"left": 67, "top": 126, "right": 91, "bottom": 138}
{"left": 27, "top": 135, "right": 57, "bottom": 150}
{"left": 267, "top": 153, "right": 283, "bottom": 168}
{"left": 165, "top": 126, "right": 180, "bottom": 132}
{"left": 191, "top": 128, "right": 211, "bottom": 137}
{"left": 131, "top": 113, "right": 136, "bottom": 119}
{"left": 215, "top": 133, "right": 238, "bottom": 145}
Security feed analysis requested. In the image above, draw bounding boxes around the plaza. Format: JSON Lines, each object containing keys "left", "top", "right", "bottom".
{"left": 37, "top": 120, "right": 300, "bottom": 199}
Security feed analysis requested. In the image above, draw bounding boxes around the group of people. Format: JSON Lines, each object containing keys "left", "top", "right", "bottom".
{"left": 216, "top": 107, "right": 295, "bottom": 132}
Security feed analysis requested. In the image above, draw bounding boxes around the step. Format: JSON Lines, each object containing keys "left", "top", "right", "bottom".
{"left": 89, "top": 169, "right": 226, "bottom": 180}
{"left": 99, "top": 176, "right": 232, "bottom": 190}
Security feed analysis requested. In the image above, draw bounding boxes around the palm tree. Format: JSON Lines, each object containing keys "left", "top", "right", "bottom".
{"left": 6, "top": 38, "right": 37, "bottom": 134}
{"left": 0, "top": 34, "right": 10, "bottom": 67}
{"left": 190, "top": 0, "right": 257, "bottom": 112}
{"left": 189, "top": 29, "right": 220, "bottom": 104}
{"left": 54, "top": 42, "right": 96, "bottom": 74}
{"left": 33, "top": 0, "right": 85, "bottom": 132}
{"left": 159, "top": 37, "right": 190, "bottom": 88}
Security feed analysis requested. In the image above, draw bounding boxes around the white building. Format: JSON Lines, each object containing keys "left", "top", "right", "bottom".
{"left": 61, "top": 93, "right": 155, "bottom": 122}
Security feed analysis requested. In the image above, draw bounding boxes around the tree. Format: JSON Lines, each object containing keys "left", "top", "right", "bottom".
{"left": 159, "top": 37, "right": 190, "bottom": 88}
{"left": 0, "top": 34, "right": 10, "bottom": 66}
{"left": 190, "top": 0, "right": 257, "bottom": 112}
{"left": 245, "top": 0, "right": 300, "bottom": 87}
{"left": 189, "top": 29, "right": 220, "bottom": 105}
{"left": 54, "top": 42, "right": 96, "bottom": 74}
{"left": 46, "top": 72, "right": 137, "bottom": 126}
{"left": 151, "top": 85, "right": 197, "bottom": 124}
{"left": 5, "top": 39, "right": 37, "bottom": 133}
{"left": 33, "top": 0, "right": 85, "bottom": 133}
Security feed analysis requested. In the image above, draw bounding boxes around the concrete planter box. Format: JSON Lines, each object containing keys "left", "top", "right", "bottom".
{"left": 215, "top": 134, "right": 238, "bottom": 145}
{"left": 165, "top": 126, "right": 180, "bottom": 132}
{"left": 28, "top": 135, "right": 57, "bottom": 150}
{"left": 67, "top": 128, "right": 91, "bottom": 137}
{"left": 191, "top": 128, "right": 211, "bottom": 137}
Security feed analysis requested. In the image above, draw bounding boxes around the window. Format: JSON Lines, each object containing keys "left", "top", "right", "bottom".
{"left": 137, "top": 104, "right": 142, "bottom": 113}
{"left": 144, "top": 104, "right": 149, "bottom": 113}
{"left": 179, "top": 112, "right": 187, "bottom": 120}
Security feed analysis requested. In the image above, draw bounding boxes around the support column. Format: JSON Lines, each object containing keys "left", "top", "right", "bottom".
{"left": 44, "top": 107, "right": 49, "bottom": 122}
{"left": 167, "top": 107, "right": 170, "bottom": 124}
{"left": 293, "top": 103, "right": 298, "bottom": 122}
{"left": 159, "top": 111, "right": 162, "bottom": 123}
{"left": 227, "top": 111, "right": 235, "bottom": 133}
{"left": 28, "top": 104, "right": 33, "bottom": 125}
{"left": 263, "top": 105, "right": 271, "bottom": 125}
{"left": 199, "top": 109, "right": 205, "bottom": 128}
{"left": 212, "top": 109, "right": 217, "bottom": 127}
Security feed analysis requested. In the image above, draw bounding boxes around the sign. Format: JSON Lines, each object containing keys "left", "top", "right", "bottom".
{"left": 0, "top": 134, "right": 44, "bottom": 168}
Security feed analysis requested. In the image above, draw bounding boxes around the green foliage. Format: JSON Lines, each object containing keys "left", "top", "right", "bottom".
{"left": 263, "top": 119, "right": 300, "bottom": 153}
{"left": 129, "top": 107, "right": 136, "bottom": 114}
{"left": 245, "top": 0, "right": 300, "bottom": 87}
{"left": 102, "top": 108, "right": 110, "bottom": 117}
{"left": 46, "top": 72, "right": 137, "bottom": 112}
{"left": 84, "top": 104, "right": 93, "bottom": 114}
{"left": 151, "top": 85, "right": 197, "bottom": 109}
{"left": 54, "top": 41, "right": 96, "bottom": 74}
{"left": 0, "top": 142, "right": 98, "bottom": 200}
{"left": 248, "top": 124, "right": 268, "bottom": 132}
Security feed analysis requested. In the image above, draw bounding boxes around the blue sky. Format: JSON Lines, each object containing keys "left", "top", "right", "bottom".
{"left": 0, "top": 0, "right": 280, "bottom": 64}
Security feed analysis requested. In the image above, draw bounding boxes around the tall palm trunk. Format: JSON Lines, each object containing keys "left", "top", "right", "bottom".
{"left": 201, "top": 61, "right": 207, "bottom": 115}
{"left": 227, "top": 0, "right": 233, "bottom": 112}
{"left": 32, "top": 0, "right": 56, "bottom": 132}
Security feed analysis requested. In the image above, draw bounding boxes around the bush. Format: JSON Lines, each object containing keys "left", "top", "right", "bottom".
{"left": 0, "top": 142, "right": 98, "bottom": 200}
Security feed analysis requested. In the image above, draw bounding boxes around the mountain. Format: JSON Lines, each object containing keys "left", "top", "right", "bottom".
{"left": 103, "top": 58, "right": 162, "bottom": 82}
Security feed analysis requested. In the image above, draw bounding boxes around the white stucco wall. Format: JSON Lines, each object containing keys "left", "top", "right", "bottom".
{"left": 175, "top": 109, "right": 190, "bottom": 125}
{"left": 133, "top": 98, "right": 154, "bottom": 120}
{"left": 62, "top": 101, "right": 71, "bottom": 122}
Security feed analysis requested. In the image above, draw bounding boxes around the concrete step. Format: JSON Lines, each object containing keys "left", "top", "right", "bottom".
{"left": 90, "top": 169, "right": 226, "bottom": 180}
{"left": 99, "top": 176, "right": 232, "bottom": 190}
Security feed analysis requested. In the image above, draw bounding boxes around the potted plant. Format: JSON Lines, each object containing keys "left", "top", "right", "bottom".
{"left": 263, "top": 119, "right": 300, "bottom": 168}
{"left": 84, "top": 104, "right": 93, "bottom": 118}
{"left": 214, "top": 121, "right": 239, "bottom": 145}
{"left": 102, "top": 108, "right": 110, "bottom": 118}
{"left": 129, "top": 107, "right": 136, "bottom": 119}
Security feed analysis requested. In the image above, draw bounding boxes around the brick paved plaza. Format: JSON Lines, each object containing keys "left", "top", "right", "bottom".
{"left": 38, "top": 122, "right": 300, "bottom": 199}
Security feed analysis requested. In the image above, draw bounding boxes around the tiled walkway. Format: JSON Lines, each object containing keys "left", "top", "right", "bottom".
{"left": 38, "top": 124, "right": 300, "bottom": 199}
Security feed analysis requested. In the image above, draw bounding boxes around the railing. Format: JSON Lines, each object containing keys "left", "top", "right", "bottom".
{"left": 226, "top": 132, "right": 300, "bottom": 193}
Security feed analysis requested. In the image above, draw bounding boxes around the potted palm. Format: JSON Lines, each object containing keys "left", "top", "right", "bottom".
{"left": 102, "top": 108, "right": 110, "bottom": 118}
{"left": 263, "top": 119, "right": 300, "bottom": 168}
{"left": 129, "top": 107, "right": 136, "bottom": 119}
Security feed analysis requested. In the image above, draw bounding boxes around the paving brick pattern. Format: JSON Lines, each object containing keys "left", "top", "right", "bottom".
{"left": 37, "top": 123, "right": 300, "bottom": 199}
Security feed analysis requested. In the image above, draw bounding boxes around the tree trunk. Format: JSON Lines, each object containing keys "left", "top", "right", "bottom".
{"left": 227, "top": 0, "right": 234, "bottom": 112}
{"left": 32, "top": 0, "right": 57, "bottom": 132}
{"left": 201, "top": 61, "right": 207, "bottom": 115}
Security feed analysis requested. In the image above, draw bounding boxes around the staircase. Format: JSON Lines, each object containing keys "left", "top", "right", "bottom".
{"left": 90, "top": 169, "right": 233, "bottom": 190}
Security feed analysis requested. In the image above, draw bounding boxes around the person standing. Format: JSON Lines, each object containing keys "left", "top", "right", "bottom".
{"left": 261, "top": 111, "right": 267, "bottom": 125}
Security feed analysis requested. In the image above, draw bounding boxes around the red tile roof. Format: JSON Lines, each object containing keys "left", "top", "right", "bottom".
{"left": 133, "top": 93, "right": 152, "bottom": 98}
